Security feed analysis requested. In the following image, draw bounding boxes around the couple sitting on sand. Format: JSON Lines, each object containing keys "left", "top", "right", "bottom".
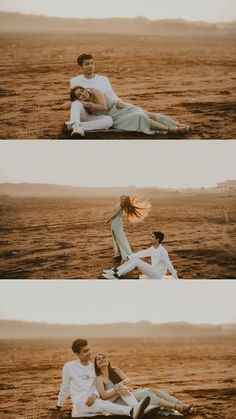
{"left": 103, "top": 195, "right": 178, "bottom": 279}
{"left": 56, "top": 338, "right": 194, "bottom": 417}
{"left": 65, "top": 54, "right": 191, "bottom": 137}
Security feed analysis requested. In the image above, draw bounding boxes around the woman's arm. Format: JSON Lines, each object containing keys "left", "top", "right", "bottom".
{"left": 113, "top": 367, "right": 131, "bottom": 388}
{"left": 106, "top": 206, "right": 122, "bottom": 224}
{"left": 82, "top": 89, "right": 107, "bottom": 112}
{"left": 95, "top": 377, "right": 118, "bottom": 400}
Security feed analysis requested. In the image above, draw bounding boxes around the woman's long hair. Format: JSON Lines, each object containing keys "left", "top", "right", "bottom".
{"left": 94, "top": 353, "right": 122, "bottom": 385}
{"left": 120, "top": 196, "right": 151, "bottom": 222}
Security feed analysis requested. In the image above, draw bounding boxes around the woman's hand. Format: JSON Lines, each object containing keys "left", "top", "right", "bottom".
{"left": 116, "top": 387, "right": 130, "bottom": 397}
{"left": 116, "top": 99, "right": 125, "bottom": 109}
{"left": 81, "top": 101, "right": 93, "bottom": 111}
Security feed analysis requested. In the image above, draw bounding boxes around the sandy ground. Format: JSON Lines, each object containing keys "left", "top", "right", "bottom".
{"left": 0, "top": 336, "right": 236, "bottom": 418}
{"left": 0, "top": 33, "right": 236, "bottom": 140}
{"left": 0, "top": 193, "right": 236, "bottom": 279}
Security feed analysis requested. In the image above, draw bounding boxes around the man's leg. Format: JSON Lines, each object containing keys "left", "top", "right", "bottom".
{"left": 117, "top": 258, "right": 162, "bottom": 279}
{"left": 70, "top": 100, "right": 87, "bottom": 125}
{"left": 76, "top": 396, "right": 149, "bottom": 417}
{"left": 70, "top": 100, "right": 113, "bottom": 132}
{"left": 76, "top": 398, "right": 131, "bottom": 416}
{"left": 81, "top": 114, "right": 113, "bottom": 131}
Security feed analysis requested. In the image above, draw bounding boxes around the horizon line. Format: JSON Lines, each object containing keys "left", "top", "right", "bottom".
{"left": 1, "top": 11, "right": 235, "bottom": 25}
{"left": 1, "top": 318, "right": 235, "bottom": 326}
{"left": 1, "top": 180, "right": 234, "bottom": 189}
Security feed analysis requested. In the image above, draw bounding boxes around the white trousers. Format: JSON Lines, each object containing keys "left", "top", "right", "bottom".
{"left": 70, "top": 100, "right": 113, "bottom": 130}
{"left": 118, "top": 258, "right": 163, "bottom": 279}
{"left": 75, "top": 397, "right": 132, "bottom": 416}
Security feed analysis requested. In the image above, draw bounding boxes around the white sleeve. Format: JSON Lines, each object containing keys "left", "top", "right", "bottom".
{"left": 104, "top": 77, "right": 118, "bottom": 101}
{"left": 57, "top": 364, "right": 70, "bottom": 407}
{"left": 162, "top": 250, "right": 178, "bottom": 279}
{"left": 70, "top": 78, "right": 74, "bottom": 89}
{"left": 129, "top": 247, "right": 152, "bottom": 259}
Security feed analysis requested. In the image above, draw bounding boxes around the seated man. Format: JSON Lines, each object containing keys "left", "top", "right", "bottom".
{"left": 67, "top": 53, "right": 124, "bottom": 136}
{"left": 56, "top": 338, "right": 150, "bottom": 418}
{"left": 103, "top": 231, "right": 179, "bottom": 280}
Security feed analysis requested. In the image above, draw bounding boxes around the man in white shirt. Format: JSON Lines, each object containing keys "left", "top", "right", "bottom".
{"left": 68, "top": 54, "right": 125, "bottom": 136}
{"left": 56, "top": 338, "right": 150, "bottom": 418}
{"left": 103, "top": 231, "right": 179, "bottom": 280}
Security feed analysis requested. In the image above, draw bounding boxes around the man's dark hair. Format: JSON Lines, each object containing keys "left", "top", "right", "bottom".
{"left": 72, "top": 338, "right": 88, "bottom": 354}
{"left": 77, "top": 54, "right": 93, "bottom": 66}
{"left": 153, "top": 231, "right": 164, "bottom": 243}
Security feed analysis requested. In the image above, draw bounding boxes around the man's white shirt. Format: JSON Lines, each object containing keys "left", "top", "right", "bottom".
{"left": 57, "top": 360, "right": 99, "bottom": 407}
{"left": 70, "top": 74, "right": 118, "bottom": 102}
{"left": 129, "top": 244, "right": 178, "bottom": 279}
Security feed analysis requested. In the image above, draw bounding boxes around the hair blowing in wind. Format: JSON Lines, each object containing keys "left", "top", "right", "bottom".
{"left": 121, "top": 196, "right": 152, "bottom": 222}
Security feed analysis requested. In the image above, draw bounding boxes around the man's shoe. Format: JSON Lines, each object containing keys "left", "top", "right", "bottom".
{"left": 144, "top": 405, "right": 160, "bottom": 415}
{"left": 64, "top": 121, "right": 72, "bottom": 132}
{"left": 131, "top": 396, "right": 150, "bottom": 419}
{"left": 71, "top": 123, "right": 85, "bottom": 137}
{"left": 102, "top": 273, "right": 117, "bottom": 279}
{"left": 71, "top": 405, "right": 80, "bottom": 417}
{"left": 103, "top": 268, "right": 118, "bottom": 275}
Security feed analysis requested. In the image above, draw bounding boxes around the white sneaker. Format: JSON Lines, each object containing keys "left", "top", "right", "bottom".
{"left": 103, "top": 269, "right": 115, "bottom": 274}
{"left": 102, "top": 273, "right": 117, "bottom": 279}
{"left": 71, "top": 405, "right": 79, "bottom": 417}
{"left": 144, "top": 405, "right": 160, "bottom": 415}
{"left": 71, "top": 123, "right": 85, "bottom": 137}
{"left": 64, "top": 121, "right": 72, "bottom": 132}
{"left": 132, "top": 396, "right": 150, "bottom": 419}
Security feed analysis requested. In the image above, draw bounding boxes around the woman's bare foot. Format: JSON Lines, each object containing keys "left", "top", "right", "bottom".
{"left": 177, "top": 123, "right": 191, "bottom": 132}
{"left": 175, "top": 403, "right": 194, "bottom": 414}
{"left": 168, "top": 126, "right": 188, "bottom": 134}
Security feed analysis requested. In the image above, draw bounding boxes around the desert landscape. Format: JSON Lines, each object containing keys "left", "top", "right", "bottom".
{"left": 0, "top": 335, "right": 236, "bottom": 418}
{"left": 0, "top": 13, "right": 236, "bottom": 140}
{"left": 0, "top": 188, "right": 236, "bottom": 279}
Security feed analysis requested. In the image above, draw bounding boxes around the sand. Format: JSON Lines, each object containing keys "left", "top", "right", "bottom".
{"left": 0, "top": 33, "right": 236, "bottom": 140}
{"left": 1, "top": 336, "right": 236, "bottom": 418}
{"left": 0, "top": 193, "right": 236, "bottom": 279}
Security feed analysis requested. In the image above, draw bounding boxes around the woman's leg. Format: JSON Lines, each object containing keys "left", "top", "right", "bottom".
{"left": 150, "top": 389, "right": 193, "bottom": 414}
{"left": 119, "top": 392, "right": 139, "bottom": 406}
{"left": 133, "top": 388, "right": 178, "bottom": 410}
{"left": 147, "top": 112, "right": 190, "bottom": 132}
{"left": 133, "top": 388, "right": 192, "bottom": 413}
{"left": 112, "top": 231, "right": 121, "bottom": 258}
{"left": 149, "top": 118, "right": 188, "bottom": 133}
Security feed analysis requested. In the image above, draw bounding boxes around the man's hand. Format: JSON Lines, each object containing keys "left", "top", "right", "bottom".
{"left": 116, "top": 99, "right": 125, "bottom": 109}
{"left": 85, "top": 393, "right": 97, "bottom": 407}
{"left": 61, "top": 101, "right": 72, "bottom": 110}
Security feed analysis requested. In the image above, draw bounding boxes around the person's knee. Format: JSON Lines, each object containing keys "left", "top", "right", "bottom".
{"left": 71, "top": 100, "right": 84, "bottom": 110}
{"left": 103, "top": 115, "right": 113, "bottom": 128}
{"left": 132, "top": 257, "right": 141, "bottom": 268}
{"left": 135, "top": 258, "right": 142, "bottom": 267}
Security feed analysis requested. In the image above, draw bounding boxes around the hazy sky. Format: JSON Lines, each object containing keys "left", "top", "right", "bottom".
{"left": 0, "top": 0, "right": 235, "bottom": 22}
{"left": 0, "top": 141, "right": 235, "bottom": 189}
{"left": 0, "top": 281, "right": 235, "bottom": 325}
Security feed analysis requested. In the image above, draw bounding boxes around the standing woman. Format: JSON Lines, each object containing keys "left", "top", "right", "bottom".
{"left": 106, "top": 195, "right": 151, "bottom": 263}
